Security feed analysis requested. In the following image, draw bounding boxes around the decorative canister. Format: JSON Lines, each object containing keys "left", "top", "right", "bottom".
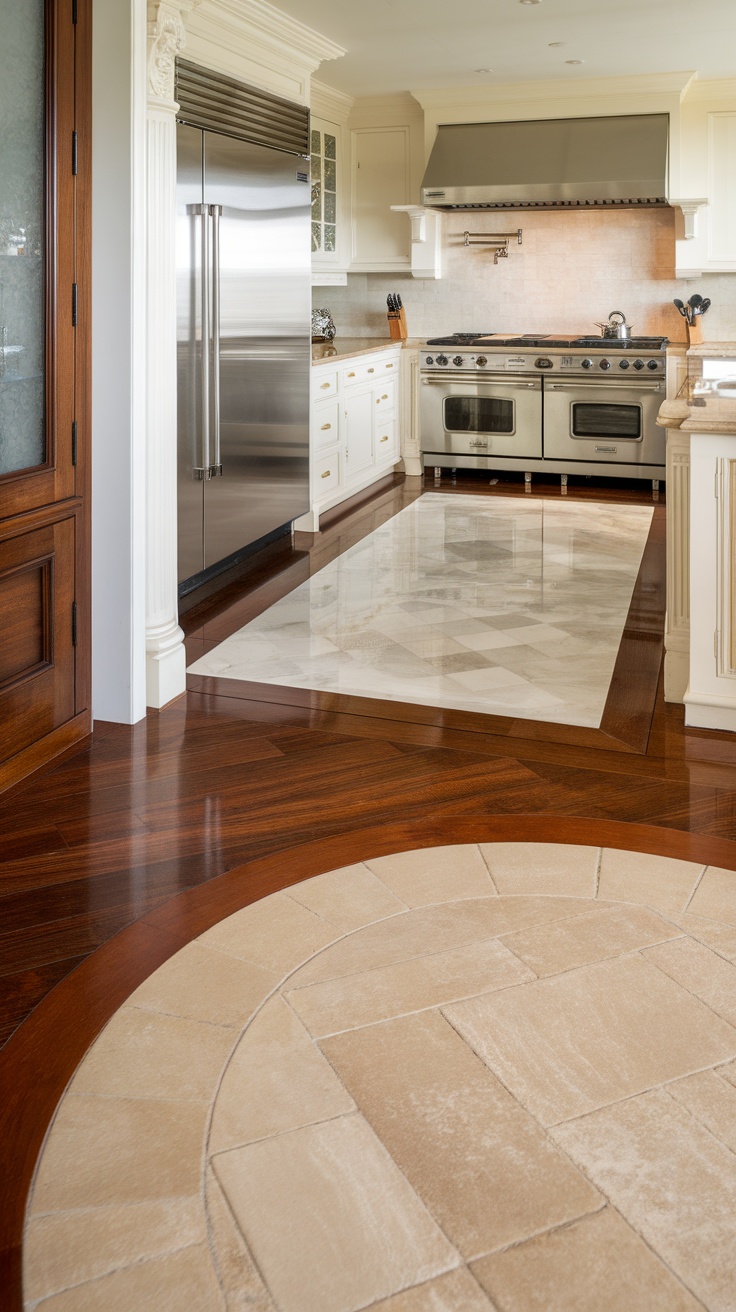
{"left": 311, "top": 308, "right": 336, "bottom": 341}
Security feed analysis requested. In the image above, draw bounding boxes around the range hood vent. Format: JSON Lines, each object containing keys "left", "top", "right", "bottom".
{"left": 421, "top": 113, "right": 669, "bottom": 210}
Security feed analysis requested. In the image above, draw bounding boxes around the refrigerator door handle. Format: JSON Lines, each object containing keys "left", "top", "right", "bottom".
{"left": 188, "top": 203, "right": 212, "bottom": 480}
{"left": 209, "top": 204, "right": 223, "bottom": 476}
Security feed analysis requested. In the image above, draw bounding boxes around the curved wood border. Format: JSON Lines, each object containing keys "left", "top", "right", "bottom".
{"left": 3, "top": 812, "right": 736, "bottom": 1305}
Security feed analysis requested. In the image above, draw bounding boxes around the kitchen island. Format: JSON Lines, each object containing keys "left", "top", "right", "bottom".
{"left": 659, "top": 344, "right": 736, "bottom": 730}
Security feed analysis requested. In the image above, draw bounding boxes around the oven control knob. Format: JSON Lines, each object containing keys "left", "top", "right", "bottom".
{"left": 453, "top": 355, "right": 464, "bottom": 367}
{"left": 633, "top": 358, "right": 644, "bottom": 370}
{"left": 647, "top": 359, "right": 659, "bottom": 371}
{"left": 476, "top": 356, "right": 488, "bottom": 366}
{"left": 599, "top": 359, "right": 611, "bottom": 370}
{"left": 436, "top": 354, "right": 448, "bottom": 366}
{"left": 535, "top": 357, "right": 553, "bottom": 369}
{"left": 619, "top": 358, "right": 630, "bottom": 369}
{"left": 425, "top": 356, "right": 434, "bottom": 365}
{"left": 581, "top": 358, "right": 593, "bottom": 369}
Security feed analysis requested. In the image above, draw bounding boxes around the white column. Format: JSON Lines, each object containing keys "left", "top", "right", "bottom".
{"left": 663, "top": 429, "right": 691, "bottom": 703}
{"left": 144, "top": 1, "right": 192, "bottom": 708}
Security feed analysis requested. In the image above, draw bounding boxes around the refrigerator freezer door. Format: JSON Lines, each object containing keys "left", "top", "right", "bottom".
{"left": 176, "top": 123, "right": 206, "bottom": 584}
{"left": 202, "top": 131, "right": 311, "bottom": 571}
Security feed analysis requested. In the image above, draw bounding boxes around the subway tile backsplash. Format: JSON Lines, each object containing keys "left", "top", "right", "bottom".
{"left": 315, "top": 209, "right": 736, "bottom": 344}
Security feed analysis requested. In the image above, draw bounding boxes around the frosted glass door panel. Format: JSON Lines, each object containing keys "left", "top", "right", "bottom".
{"left": 0, "top": 1, "right": 46, "bottom": 476}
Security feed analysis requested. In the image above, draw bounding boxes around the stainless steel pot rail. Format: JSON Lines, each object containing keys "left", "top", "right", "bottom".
{"left": 462, "top": 229, "right": 523, "bottom": 263}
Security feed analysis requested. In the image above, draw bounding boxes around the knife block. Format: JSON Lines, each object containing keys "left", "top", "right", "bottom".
{"left": 686, "top": 320, "right": 704, "bottom": 346}
{"left": 388, "top": 309, "right": 408, "bottom": 341}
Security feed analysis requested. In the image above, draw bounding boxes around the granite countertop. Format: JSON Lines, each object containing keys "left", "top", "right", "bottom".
{"left": 312, "top": 337, "right": 417, "bottom": 365}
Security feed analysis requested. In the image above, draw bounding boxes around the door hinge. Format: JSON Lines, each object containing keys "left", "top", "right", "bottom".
{"left": 71, "top": 420, "right": 78, "bottom": 466}
{"left": 72, "top": 602, "right": 78, "bottom": 647}
{"left": 72, "top": 131, "right": 78, "bottom": 175}
{"left": 72, "top": 283, "right": 78, "bottom": 326}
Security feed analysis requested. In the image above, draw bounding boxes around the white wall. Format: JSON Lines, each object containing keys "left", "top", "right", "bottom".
{"left": 91, "top": 0, "right": 147, "bottom": 723}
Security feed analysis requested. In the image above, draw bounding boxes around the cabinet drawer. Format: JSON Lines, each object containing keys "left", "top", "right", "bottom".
{"left": 375, "top": 417, "right": 398, "bottom": 460}
{"left": 375, "top": 380, "right": 397, "bottom": 413}
{"left": 313, "top": 369, "right": 338, "bottom": 399}
{"left": 313, "top": 399, "right": 340, "bottom": 451}
{"left": 313, "top": 451, "right": 341, "bottom": 497}
{"left": 342, "top": 358, "right": 382, "bottom": 388}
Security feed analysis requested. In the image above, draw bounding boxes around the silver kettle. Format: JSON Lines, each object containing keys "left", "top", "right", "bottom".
{"left": 594, "top": 311, "right": 632, "bottom": 341}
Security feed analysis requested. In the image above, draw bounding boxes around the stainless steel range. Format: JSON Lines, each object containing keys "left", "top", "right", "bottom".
{"left": 420, "top": 333, "right": 668, "bottom": 487}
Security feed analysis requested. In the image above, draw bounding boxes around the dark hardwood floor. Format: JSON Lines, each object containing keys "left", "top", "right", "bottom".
{"left": 3, "top": 470, "right": 736, "bottom": 1304}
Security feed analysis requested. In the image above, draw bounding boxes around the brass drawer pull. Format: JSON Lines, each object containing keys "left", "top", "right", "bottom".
{"left": 376, "top": 394, "right": 389, "bottom": 403}
{"left": 321, "top": 423, "right": 331, "bottom": 430}
{"left": 321, "top": 469, "right": 331, "bottom": 479}
{"left": 320, "top": 381, "right": 330, "bottom": 390}
{"left": 386, "top": 363, "right": 394, "bottom": 369}
{"left": 347, "top": 371, "right": 355, "bottom": 377}
{"left": 367, "top": 367, "right": 374, "bottom": 373}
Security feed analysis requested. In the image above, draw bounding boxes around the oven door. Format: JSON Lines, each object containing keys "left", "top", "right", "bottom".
{"left": 420, "top": 373, "right": 542, "bottom": 458}
{"left": 543, "top": 378, "right": 665, "bottom": 465}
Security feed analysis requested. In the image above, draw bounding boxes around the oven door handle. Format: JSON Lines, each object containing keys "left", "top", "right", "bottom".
{"left": 421, "top": 376, "right": 539, "bottom": 388}
{"left": 546, "top": 381, "right": 663, "bottom": 392}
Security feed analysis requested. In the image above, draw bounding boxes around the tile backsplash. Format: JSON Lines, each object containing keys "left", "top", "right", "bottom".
{"left": 316, "top": 208, "right": 736, "bottom": 344}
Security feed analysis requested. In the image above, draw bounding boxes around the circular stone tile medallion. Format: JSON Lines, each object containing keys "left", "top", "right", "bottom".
{"left": 23, "top": 843, "right": 736, "bottom": 1312}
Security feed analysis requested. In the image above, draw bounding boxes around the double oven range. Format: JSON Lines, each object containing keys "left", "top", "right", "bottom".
{"left": 420, "top": 334, "right": 668, "bottom": 487}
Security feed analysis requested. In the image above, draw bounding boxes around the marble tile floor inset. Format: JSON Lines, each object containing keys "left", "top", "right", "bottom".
{"left": 187, "top": 495, "right": 654, "bottom": 728}
{"left": 23, "top": 841, "right": 736, "bottom": 1312}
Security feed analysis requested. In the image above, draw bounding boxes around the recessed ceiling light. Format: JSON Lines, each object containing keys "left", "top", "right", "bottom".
{"left": 548, "top": 41, "right": 564, "bottom": 47}
{"left": 565, "top": 59, "right": 584, "bottom": 65}
{"left": 519, "top": 1, "right": 542, "bottom": 6}
{"left": 475, "top": 68, "right": 494, "bottom": 74}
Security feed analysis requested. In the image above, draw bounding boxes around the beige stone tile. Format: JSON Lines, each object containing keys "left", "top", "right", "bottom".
{"left": 205, "top": 1167, "right": 275, "bottom": 1311}
{"left": 365, "top": 844, "right": 496, "bottom": 906}
{"left": 479, "top": 842, "right": 599, "bottom": 897}
{"left": 208, "top": 994, "right": 354, "bottom": 1153}
{"left": 445, "top": 954, "right": 736, "bottom": 1125}
{"left": 321, "top": 1012, "right": 600, "bottom": 1259}
{"left": 471, "top": 1206, "right": 702, "bottom": 1312}
{"left": 669, "top": 1069, "right": 736, "bottom": 1153}
{"left": 597, "top": 849, "right": 704, "bottom": 916}
{"left": 289, "top": 896, "right": 599, "bottom": 988}
{"left": 719, "top": 1056, "right": 736, "bottom": 1090}
{"left": 644, "top": 934, "right": 736, "bottom": 1026}
{"left": 286, "top": 862, "right": 407, "bottom": 931}
{"left": 212, "top": 1113, "right": 459, "bottom": 1312}
{"left": 30, "top": 1096, "right": 208, "bottom": 1213}
{"left": 369, "top": 1269, "right": 496, "bottom": 1311}
{"left": 501, "top": 904, "right": 680, "bottom": 977}
{"left": 673, "top": 912, "right": 736, "bottom": 960}
{"left": 126, "top": 942, "right": 277, "bottom": 1029}
{"left": 24, "top": 1198, "right": 205, "bottom": 1303}
{"left": 551, "top": 1088, "right": 736, "bottom": 1311}
{"left": 67, "top": 1006, "right": 235, "bottom": 1101}
{"left": 197, "top": 890, "right": 338, "bottom": 975}
{"left": 33, "top": 1244, "right": 222, "bottom": 1311}
{"left": 688, "top": 864, "right": 736, "bottom": 926}
{"left": 287, "top": 937, "right": 534, "bottom": 1038}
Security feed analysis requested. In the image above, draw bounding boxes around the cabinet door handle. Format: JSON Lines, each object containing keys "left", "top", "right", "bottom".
{"left": 385, "top": 363, "right": 394, "bottom": 369}
{"left": 380, "top": 434, "right": 389, "bottom": 443}
{"left": 377, "top": 394, "right": 388, "bottom": 403}
{"left": 367, "top": 367, "right": 375, "bottom": 373}
{"left": 347, "top": 371, "right": 356, "bottom": 377}
{"left": 321, "top": 469, "right": 331, "bottom": 478}
{"left": 320, "top": 381, "right": 331, "bottom": 390}
{"left": 321, "top": 423, "right": 331, "bottom": 430}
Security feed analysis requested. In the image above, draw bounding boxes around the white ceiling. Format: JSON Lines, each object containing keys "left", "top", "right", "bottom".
{"left": 271, "top": 0, "right": 736, "bottom": 99}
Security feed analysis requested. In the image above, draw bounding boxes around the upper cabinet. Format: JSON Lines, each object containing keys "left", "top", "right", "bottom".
{"left": 673, "top": 82, "right": 736, "bottom": 276}
{"left": 311, "top": 116, "right": 342, "bottom": 272}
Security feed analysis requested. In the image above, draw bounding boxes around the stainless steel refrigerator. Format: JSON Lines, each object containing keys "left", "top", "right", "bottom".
{"left": 175, "top": 62, "right": 311, "bottom": 592}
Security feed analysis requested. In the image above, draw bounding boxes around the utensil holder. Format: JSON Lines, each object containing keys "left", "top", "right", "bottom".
{"left": 686, "top": 320, "right": 704, "bottom": 346}
{"left": 387, "top": 308, "right": 407, "bottom": 341}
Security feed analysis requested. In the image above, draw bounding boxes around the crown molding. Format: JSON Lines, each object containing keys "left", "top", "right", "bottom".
{"left": 311, "top": 79, "right": 354, "bottom": 123}
{"left": 683, "top": 77, "right": 736, "bottom": 104}
{"left": 412, "top": 71, "right": 696, "bottom": 115}
{"left": 184, "top": 0, "right": 345, "bottom": 103}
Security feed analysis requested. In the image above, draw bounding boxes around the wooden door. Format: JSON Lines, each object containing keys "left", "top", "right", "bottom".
{"left": 0, "top": 0, "right": 90, "bottom": 790}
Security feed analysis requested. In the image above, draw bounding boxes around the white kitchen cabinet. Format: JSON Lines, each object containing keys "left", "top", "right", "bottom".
{"left": 676, "top": 89, "right": 736, "bottom": 276}
{"left": 295, "top": 348, "right": 403, "bottom": 531}
{"left": 350, "top": 128, "right": 412, "bottom": 272}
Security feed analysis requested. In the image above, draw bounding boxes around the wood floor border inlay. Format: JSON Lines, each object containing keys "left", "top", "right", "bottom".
{"left": 2, "top": 814, "right": 736, "bottom": 1310}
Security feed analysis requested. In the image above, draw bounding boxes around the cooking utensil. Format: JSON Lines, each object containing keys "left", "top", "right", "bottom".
{"left": 689, "top": 294, "right": 704, "bottom": 309}
{"left": 701, "top": 298, "right": 711, "bottom": 314}
{"left": 673, "top": 298, "right": 687, "bottom": 317}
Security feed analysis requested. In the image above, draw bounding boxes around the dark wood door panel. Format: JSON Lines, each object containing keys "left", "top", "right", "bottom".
{"left": 0, "top": 517, "right": 75, "bottom": 764}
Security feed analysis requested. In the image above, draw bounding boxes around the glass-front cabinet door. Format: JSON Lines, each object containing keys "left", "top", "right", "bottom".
{"left": 311, "top": 116, "right": 343, "bottom": 274}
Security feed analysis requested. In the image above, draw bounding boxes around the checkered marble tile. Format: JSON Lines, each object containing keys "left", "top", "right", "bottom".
{"left": 188, "top": 495, "right": 654, "bottom": 728}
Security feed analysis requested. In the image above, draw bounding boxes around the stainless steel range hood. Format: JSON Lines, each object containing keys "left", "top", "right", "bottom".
{"left": 421, "top": 113, "right": 669, "bottom": 210}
